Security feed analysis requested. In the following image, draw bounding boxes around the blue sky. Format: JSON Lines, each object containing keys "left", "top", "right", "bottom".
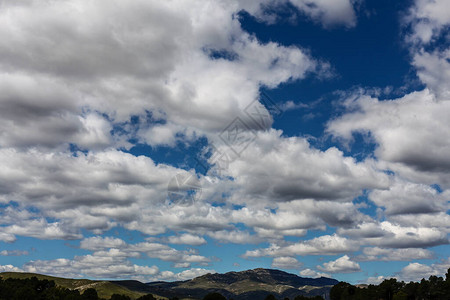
{"left": 0, "top": 0, "right": 449, "bottom": 285}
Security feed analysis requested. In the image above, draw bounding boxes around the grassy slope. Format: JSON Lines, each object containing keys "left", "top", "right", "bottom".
{"left": 176, "top": 277, "right": 332, "bottom": 296}
{"left": 0, "top": 272, "right": 152, "bottom": 299}
{"left": 0, "top": 271, "right": 332, "bottom": 300}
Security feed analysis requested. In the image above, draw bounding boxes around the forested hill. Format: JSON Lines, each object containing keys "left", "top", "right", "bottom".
{"left": 330, "top": 268, "right": 450, "bottom": 300}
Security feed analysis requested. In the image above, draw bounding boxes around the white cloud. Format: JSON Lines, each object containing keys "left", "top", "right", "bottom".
{"left": 0, "top": 148, "right": 198, "bottom": 236}
{"left": 338, "top": 222, "right": 389, "bottom": 239}
{"left": 125, "top": 241, "right": 211, "bottom": 265}
{"left": 317, "top": 255, "right": 361, "bottom": 273}
{"left": 389, "top": 212, "right": 450, "bottom": 231}
{"left": 20, "top": 247, "right": 218, "bottom": 281}
{"left": 413, "top": 50, "right": 450, "bottom": 99}
{"left": 369, "top": 179, "right": 448, "bottom": 215}
{"left": 80, "top": 236, "right": 128, "bottom": 251}
{"left": 0, "top": 0, "right": 346, "bottom": 249}
{"left": 372, "top": 222, "right": 448, "bottom": 248}
{"left": 339, "top": 221, "right": 448, "bottom": 248}
{"left": 216, "top": 130, "right": 388, "bottom": 205}
{"left": 402, "top": 0, "right": 450, "bottom": 99}
{"left": 327, "top": 90, "right": 450, "bottom": 188}
{"left": 398, "top": 258, "right": 450, "bottom": 282}
{"left": 0, "top": 0, "right": 326, "bottom": 151}
{"left": 0, "top": 250, "right": 29, "bottom": 256}
{"left": 271, "top": 257, "right": 303, "bottom": 269}
{"left": 404, "top": 0, "right": 450, "bottom": 45}
{"left": 0, "top": 232, "right": 16, "bottom": 243}
{"left": 153, "top": 268, "right": 216, "bottom": 281}
{"left": 299, "top": 268, "right": 330, "bottom": 278}
{"left": 0, "top": 264, "right": 24, "bottom": 273}
{"left": 289, "top": 0, "right": 357, "bottom": 28}
{"left": 4, "top": 219, "right": 82, "bottom": 240}
{"left": 23, "top": 255, "right": 159, "bottom": 280}
{"left": 173, "top": 262, "right": 191, "bottom": 268}
{"left": 365, "top": 275, "right": 387, "bottom": 285}
{"left": 166, "top": 234, "right": 207, "bottom": 246}
{"left": 0, "top": 0, "right": 447, "bottom": 282}
{"left": 207, "top": 230, "right": 262, "bottom": 244}
{"left": 360, "top": 247, "right": 434, "bottom": 261}
{"left": 243, "top": 234, "right": 359, "bottom": 258}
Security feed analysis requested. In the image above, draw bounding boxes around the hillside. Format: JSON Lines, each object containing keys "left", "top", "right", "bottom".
{"left": 0, "top": 272, "right": 150, "bottom": 299}
{"left": 138, "top": 268, "right": 338, "bottom": 300}
{"left": 1, "top": 268, "right": 338, "bottom": 300}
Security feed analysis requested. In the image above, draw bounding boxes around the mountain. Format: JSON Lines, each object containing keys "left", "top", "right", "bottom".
{"left": 1, "top": 268, "right": 338, "bottom": 300}
{"left": 116, "top": 268, "right": 338, "bottom": 300}
{"left": 0, "top": 272, "right": 153, "bottom": 299}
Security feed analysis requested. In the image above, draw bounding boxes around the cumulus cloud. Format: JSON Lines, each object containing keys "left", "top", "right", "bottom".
{"left": 0, "top": 250, "right": 29, "bottom": 256}
{"left": 413, "top": 49, "right": 450, "bottom": 99}
{"left": 154, "top": 268, "right": 216, "bottom": 281}
{"left": 0, "top": 148, "right": 205, "bottom": 237}
{"left": 3, "top": 219, "right": 82, "bottom": 241}
{"left": 0, "top": 0, "right": 327, "bottom": 151}
{"left": 207, "top": 230, "right": 262, "bottom": 244}
{"left": 128, "top": 241, "right": 210, "bottom": 265}
{"left": 271, "top": 257, "right": 303, "bottom": 269}
{"left": 398, "top": 258, "right": 450, "bottom": 282}
{"left": 243, "top": 234, "right": 359, "bottom": 258}
{"left": 339, "top": 221, "right": 449, "bottom": 248}
{"left": 365, "top": 275, "right": 388, "bottom": 285}
{"left": 80, "top": 236, "right": 128, "bottom": 251}
{"left": 0, "top": 0, "right": 347, "bottom": 251}
{"left": 215, "top": 130, "right": 388, "bottom": 205}
{"left": 0, "top": 0, "right": 448, "bottom": 284}
{"left": 299, "top": 268, "right": 330, "bottom": 278}
{"left": 389, "top": 212, "right": 450, "bottom": 232}
{"left": 23, "top": 256, "right": 159, "bottom": 280}
{"left": 166, "top": 234, "right": 207, "bottom": 246}
{"left": 404, "top": 0, "right": 450, "bottom": 45}
{"left": 289, "top": 0, "right": 357, "bottom": 28}
{"left": 401, "top": 0, "right": 450, "bottom": 99}
{"left": 79, "top": 236, "right": 212, "bottom": 268}
{"left": 317, "top": 255, "right": 361, "bottom": 273}
{"left": 0, "top": 232, "right": 16, "bottom": 243}
{"left": 0, "top": 264, "right": 23, "bottom": 273}
{"left": 19, "top": 249, "right": 214, "bottom": 281}
{"left": 360, "top": 247, "right": 434, "bottom": 261}
{"left": 327, "top": 90, "right": 450, "bottom": 188}
{"left": 368, "top": 179, "right": 448, "bottom": 215}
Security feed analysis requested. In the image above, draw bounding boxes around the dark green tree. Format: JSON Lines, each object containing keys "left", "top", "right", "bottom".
{"left": 81, "top": 288, "right": 99, "bottom": 300}
{"left": 202, "top": 292, "right": 227, "bottom": 300}
{"left": 330, "top": 282, "right": 353, "bottom": 300}
{"left": 378, "top": 278, "right": 404, "bottom": 300}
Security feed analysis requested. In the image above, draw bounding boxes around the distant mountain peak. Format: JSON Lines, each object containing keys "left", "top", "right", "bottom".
{"left": 144, "top": 268, "right": 337, "bottom": 300}
{"left": 188, "top": 268, "right": 337, "bottom": 288}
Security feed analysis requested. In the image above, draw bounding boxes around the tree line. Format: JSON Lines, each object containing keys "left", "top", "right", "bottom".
{"left": 0, "top": 276, "right": 158, "bottom": 300}
{"left": 2, "top": 270, "right": 449, "bottom": 300}
{"left": 0, "top": 277, "right": 326, "bottom": 300}
{"left": 330, "top": 268, "right": 450, "bottom": 300}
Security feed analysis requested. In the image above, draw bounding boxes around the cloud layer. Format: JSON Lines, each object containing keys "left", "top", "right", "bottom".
{"left": 0, "top": 0, "right": 448, "bottom": 284}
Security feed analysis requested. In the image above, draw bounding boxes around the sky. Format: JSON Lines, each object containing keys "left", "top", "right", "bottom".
{"left": 0, "top": 0, "right": 449, "bottom": 285}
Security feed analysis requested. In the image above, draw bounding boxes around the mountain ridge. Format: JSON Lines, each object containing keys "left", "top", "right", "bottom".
{"left": 1, "top": 268, "right": 338, "bottom": 300}
{"left": 0, "top": 272, "right": 150, "bottom": 299}
{"left": 139, "top": 268, "right": 337, "bottom": 300}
